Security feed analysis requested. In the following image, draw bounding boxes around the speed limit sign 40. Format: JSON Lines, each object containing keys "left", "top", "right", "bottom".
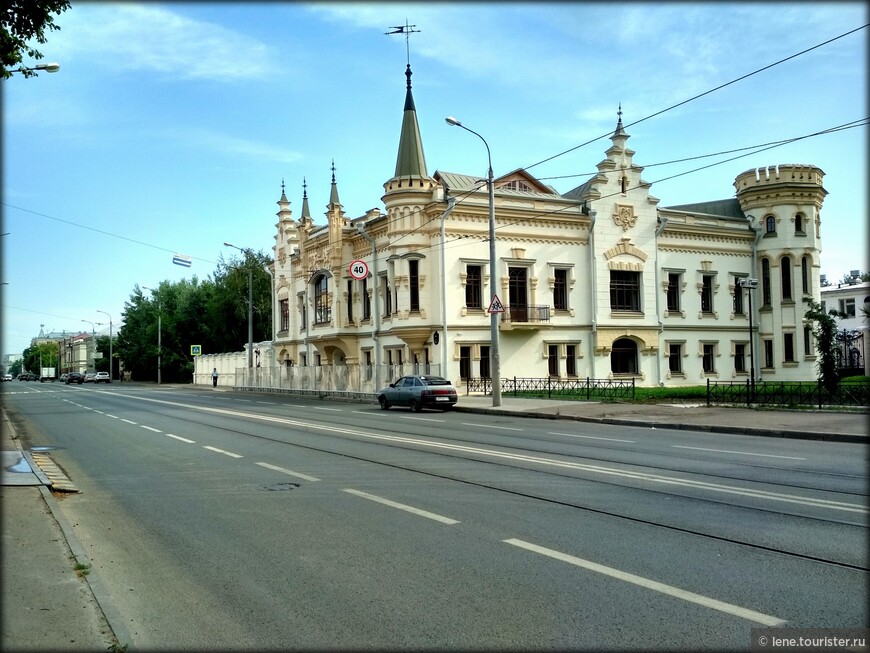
{"left": 349, "top": 260, "right": 369, "bottom": 280}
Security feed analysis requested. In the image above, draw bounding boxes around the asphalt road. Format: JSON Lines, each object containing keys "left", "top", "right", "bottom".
{"left": 4, "top": 383, "right": 868, "bottom": 650}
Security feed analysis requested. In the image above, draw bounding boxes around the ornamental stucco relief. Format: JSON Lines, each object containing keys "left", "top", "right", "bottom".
{"left": 613, "top": 204, "right": 637, "bottom": 231}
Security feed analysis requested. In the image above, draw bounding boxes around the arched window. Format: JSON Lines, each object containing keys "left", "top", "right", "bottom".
{"left": 765, "top": 215, "right": 776, "bottom": 234}
{"left": 795, "top": 213, "right": 805, "bottom": 233}
{"left": 611, "top": 338, "right": 638, "bottom": 374}
{"left": 781, "top": 257, "right": 792, "bottom": 300}
{"left": 761, "top": 258, "right": 771, "bottom": 305}
{"left": 801, "top": 256, "right": 810, "bottom": 295}
{"left": 313, "top": 274, "right": 331, "bottom": 324}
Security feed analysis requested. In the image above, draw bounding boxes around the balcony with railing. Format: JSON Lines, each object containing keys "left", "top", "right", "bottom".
{"left": 499, "top": 305, "right": 552, "bottom": 330}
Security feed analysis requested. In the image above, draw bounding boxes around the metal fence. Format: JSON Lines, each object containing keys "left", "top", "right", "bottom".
{"left": 707, "top": 379, "right": 869, "bottom": 408}
{"left": 202, "top": 363, "right": 443, "bottom": 396}
{"left": 466, "top": 376, "right": 636, "bottom": 400}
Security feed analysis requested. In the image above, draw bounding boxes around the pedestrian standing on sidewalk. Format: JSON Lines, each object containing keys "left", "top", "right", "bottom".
{"left": 212, "top": 368, "right": 219, "bottom": 388}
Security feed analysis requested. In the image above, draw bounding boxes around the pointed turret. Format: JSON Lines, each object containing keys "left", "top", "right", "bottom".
{"left": 300, "top": 177, "right": 311, "bottom": 221}
{"left": 328, "top": 160, "right": 342, "bottom": 209}
{"left": 393, "top": 64, "right": 428, "bottom": 180}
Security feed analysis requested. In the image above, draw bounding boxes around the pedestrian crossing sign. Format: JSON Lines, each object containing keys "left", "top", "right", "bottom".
{"left": 191, "top": 345, "right": 202, "bottom": 356}
{"left": 488, "top": 294, "right": 505, "bottom": 314}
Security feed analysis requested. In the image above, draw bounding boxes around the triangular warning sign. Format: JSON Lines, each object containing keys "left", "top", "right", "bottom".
{"left": 487, "top": 294, "right": 505, "bottom": 313}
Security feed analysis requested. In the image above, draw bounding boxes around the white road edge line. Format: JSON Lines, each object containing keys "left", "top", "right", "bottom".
{"left": 672, "top": 445, "right": 806, "bottom": 461}
{"left": 166, "top": 434, "right": 195, "bottom": 443}
{"left": 549, "top": 432, "right": 635, "bottom": 443}
{"left": 140, "top": 425, "right": 162, "bottom": 433}
{"left": 504, "top": 538, "right": 786, "bottom": 627}
{"left": 343, "top": 489, "right": 460, "bottom": 524}
{"left": 461, "top": 422, "right": 523, "bottom": 432}
{"left": 203, "top": 446, "right": 243, "bottom": 458}
{"left": 255, "top": 462, "right": 320, "bottom": 481}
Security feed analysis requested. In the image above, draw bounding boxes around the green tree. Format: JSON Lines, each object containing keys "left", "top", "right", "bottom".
{"left": 804, "top": 298, "right": 846, "bottom": 393}
{"left": 22, "top": 341, "right": 60, "bottom": 376}
{"left": 1, "top": 0, "right": 70, "bottom": 78}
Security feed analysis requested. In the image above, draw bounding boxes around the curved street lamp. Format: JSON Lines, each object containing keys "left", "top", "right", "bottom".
{"left": 223, "top": 242, "right": 254, "bottom": 371}
{"left": 96, "top": 310, "right": 113, "bottom": 381}
{"left": 10, "top": 62, "right": 60, "bottom": 75}
{"left": 445, "top": 116, "right": 501, "bottom": 407}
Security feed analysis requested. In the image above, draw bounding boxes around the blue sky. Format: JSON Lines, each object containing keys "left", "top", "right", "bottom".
{"left": 2, "top": 2, "right": 867, "bottom": 357}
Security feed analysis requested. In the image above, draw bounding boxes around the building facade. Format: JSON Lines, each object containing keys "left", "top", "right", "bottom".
{"left": 820, "top": 280, "right": 869, "bottom": 375}
{"left": 267, "top": 65, "right": 828, "bottom": 390}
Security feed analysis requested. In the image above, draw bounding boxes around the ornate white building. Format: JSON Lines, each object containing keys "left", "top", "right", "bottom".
{"left": 268, "top": 65, "right": 827, "bottom": 390}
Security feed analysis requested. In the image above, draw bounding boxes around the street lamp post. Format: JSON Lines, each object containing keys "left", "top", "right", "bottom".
{"left": 96, "top": 310, "right": 113, "bottom": 381}
{"left": 738, "top": 278, "right": 758, "bottom": 400}
{"left": 143, "top": 287, "right": 161, "bottom": 384}
{"left": 445, "top": 116, "right": 501, "bottom": 407}
{"left": 223, "top": 243, "right": 254, "bottom": 371}
{"left": 10, "top": 62, "right": 60, "bottom": 75}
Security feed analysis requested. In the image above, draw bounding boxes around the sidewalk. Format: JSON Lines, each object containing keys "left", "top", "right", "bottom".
{"left": 453, "top": 394, "right": 868, "bottom": 443}
{"left": 1, "top": 408, "right": 125, "bottom": 651}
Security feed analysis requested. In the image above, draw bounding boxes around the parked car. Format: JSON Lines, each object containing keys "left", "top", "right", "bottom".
{"left": 65, "top": 372, "right": 84, "bottom": 384}
{"left": 377, "top": 375, "right": 458, "bottom": 412}
{"left": 94, "top": 371, "right": 111, "bottom": 384}
{"left": 59, "top": 373, "right": 68, "bottom": 383}
{"left": 19, "top": 373, "right": 36, "bottom": 381}
{"left": 2, "top": 373, "right": 12, "bottom": 382}
{"left": 83, "top": 372, "right": 96, "bottom": 383}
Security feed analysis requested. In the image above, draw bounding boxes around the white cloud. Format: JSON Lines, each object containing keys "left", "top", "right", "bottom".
{"left": 51, "top": 4, "right": 272, "bottom": 81}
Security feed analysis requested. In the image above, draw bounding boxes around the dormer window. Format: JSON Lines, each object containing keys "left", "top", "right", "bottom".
{"left": 500, "top": 180, "right": 532, "bottom": 192}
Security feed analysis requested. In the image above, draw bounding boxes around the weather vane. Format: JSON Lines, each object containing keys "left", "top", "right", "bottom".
{"left": 385, "top": 19, "right": 420, "bottom": 67}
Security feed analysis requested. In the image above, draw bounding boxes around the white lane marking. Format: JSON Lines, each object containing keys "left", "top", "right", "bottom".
{"left": 140, "top": 425, "right": 162, "bottom": 433}
{"left": 166, "top": 434, "right": 195, "bottom": 443}
{"left": 121, "top": 419, "right": 137, "bottom": 425}
{"left": 672, "top": 445, "right": 806, "bottom": 461}
{"left": 256, "top": 401, "right": 277, "bottom": 405}
{"left": 255, "top": 462, "right": 320, "bottom": 481}
{"left": 549, "top": 431, "right": 635, "bottom": 443}
{"left": 504, "top": 538, "right": 785, "bottom": 627}
{"left": 401, "top": 416, "right": 447, "bottom": 423}
{"left": 343, "top": 489, "right": 460, "bottom": 524}
{"left": 90, "top": 390, "right": 867, "bottom": 514}
{"left": 235, "top": 399, "right": 252, "bottom": 402}
{"left": 461, "top": 422, "right": 523, "bottom": 432}
{"left": 93, "top": 410, "right": 105, "bottom": 414}
{"left": 203, "top": 446, "right": 243, "bottom": 458}
{"left": 106, "top": 414, "right": 119, "bottom": 419}
{"left": 314, "top": 407, "right": 342, "bottom": 412}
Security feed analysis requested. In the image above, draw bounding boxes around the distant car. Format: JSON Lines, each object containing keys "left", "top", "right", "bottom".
{"left": 83, "top": 372, "right": 96, "bottom": 383}
{"left": 19, "top": 373, "right": 36, "bottom": 381}
{"left": 65, "top": 372, "right": 84, "bottom": 384}
{"left": 94, "top": 371, "right": 111, "bottom": 383}
{"left": 377, "top": 375, "right": 458, "bottom": 412}
{"left": 2, "top": 373, "right": 12, "bottom": 382}
{"left": 59, "top": 373, "right": 68, "bottom": 383}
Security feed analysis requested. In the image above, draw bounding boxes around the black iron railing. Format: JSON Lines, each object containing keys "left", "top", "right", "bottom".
{"left": 501, "top": 305, "right": 551, "bottom": 323}
{"left": 707, "top": 379, "right": 869, "bottom": 408}
{"left": 467, "top": 376, "right": 635, "bottom": 400}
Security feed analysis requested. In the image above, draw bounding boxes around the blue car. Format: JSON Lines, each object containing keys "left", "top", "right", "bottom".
{"left": 377, "top": 375, "right": 458, "bottom": 412}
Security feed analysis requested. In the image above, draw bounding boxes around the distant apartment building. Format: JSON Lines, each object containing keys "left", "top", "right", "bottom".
{"left": 821, "top": 279, "right": 869, "bottom": 374}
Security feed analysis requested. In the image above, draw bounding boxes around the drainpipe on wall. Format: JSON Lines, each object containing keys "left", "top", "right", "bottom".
{"left": 440, "top": 194, "right": 457, "bottom": 378}
{"left": 588, "top": 209, "right": 598, "bottom": 378}
{"left": 747, "top": 214, "right": 761, "bottom": 385}
{"left": 356, "top": 224, "right": 381, "bottom": 391}
{"left": 654, "top": 217, "right": 669, "bottom": 386}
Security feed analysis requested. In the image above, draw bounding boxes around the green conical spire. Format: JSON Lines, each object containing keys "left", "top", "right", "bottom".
{"left": 394, "top": 64, "right": 428, "bottom": 179}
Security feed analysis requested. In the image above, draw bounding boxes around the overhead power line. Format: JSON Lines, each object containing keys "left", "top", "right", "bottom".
{"left": 523, "top": 23, "right": 869, "bottom": 172}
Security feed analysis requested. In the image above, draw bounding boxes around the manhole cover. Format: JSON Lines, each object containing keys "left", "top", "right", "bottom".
{"left": 261, "top": 482, "right": 300, "bottom": 491}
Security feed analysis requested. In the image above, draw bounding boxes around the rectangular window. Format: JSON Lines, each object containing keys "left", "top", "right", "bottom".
{"left": 299, "top": 294, "right": 307, "bottom": 331}
{"left": 409, "top": 260, "right": 420, "bottom": 312}
{"left": 701, "top": 275, "right": 714, "bottom": 313}
{"left": 764, "top": 339, "right": 774, "bottom": 368}
{"left": 566, "top": 344, "right": 577, "bottom": 376}
{"left": 466, "top": 265, "right": 482, "bottom": 309}
{"left": 702, "top": 343, "right": 715, "bottom": 373}
{"left": 784, "top": 333, "right": 795, "bottom": 362}
{"left": 479, "top": 345, "right": 490, "bottom": 379}
{"left": 668, "top": 343, "right": 682, "bottom": 373}
{"left": 280, "top": 299, "right": 289, "bottom": 332}
{"left": 548, "top": 345, "right": 559, "bottom": 376}
{"left": 300, "top": 352, "right": 307, "bottom": 367}
{"left": 804, "top": 326, "right": 812, "bottom": 356}
{"left": 610, "top": 271, "right": 641, "bottom": 311}
{"left": 382, "top": 275, "right": 391, "bottom": 317}
{"left": 362, "top": 278, "right": 371, "bottom": 320}
{"left": 666, "top": 273, "right": 681, "bottom": 312}
{"left": 839, "top": 298, "right": 856, "bottom": 318}
{"left": 762, "top": 259, "right": 771, "bottom": 306}
{"left": 781, "top": 259, "right": 792, "bottom": 300}
{"left": 801, "top": 257, "right": 809, "bottom": 295}
{"left": 733, "top": 277, "right": 745, "bottom": 315}
{"left": 735, "top": 343, "right": 746, "bottom": 373}
{"left": 364, "top": 350, "right": 372, "bottom": 380}
{"left": 346, "top": 280, "right": 354, "bottom": 322}
{"left": 554, "top": 269, "right": 568, "bottom": 311}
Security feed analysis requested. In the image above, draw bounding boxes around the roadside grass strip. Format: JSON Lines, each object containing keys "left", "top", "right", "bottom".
{"left": 504, "top": 538, "right": 786, "bottom": 627}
